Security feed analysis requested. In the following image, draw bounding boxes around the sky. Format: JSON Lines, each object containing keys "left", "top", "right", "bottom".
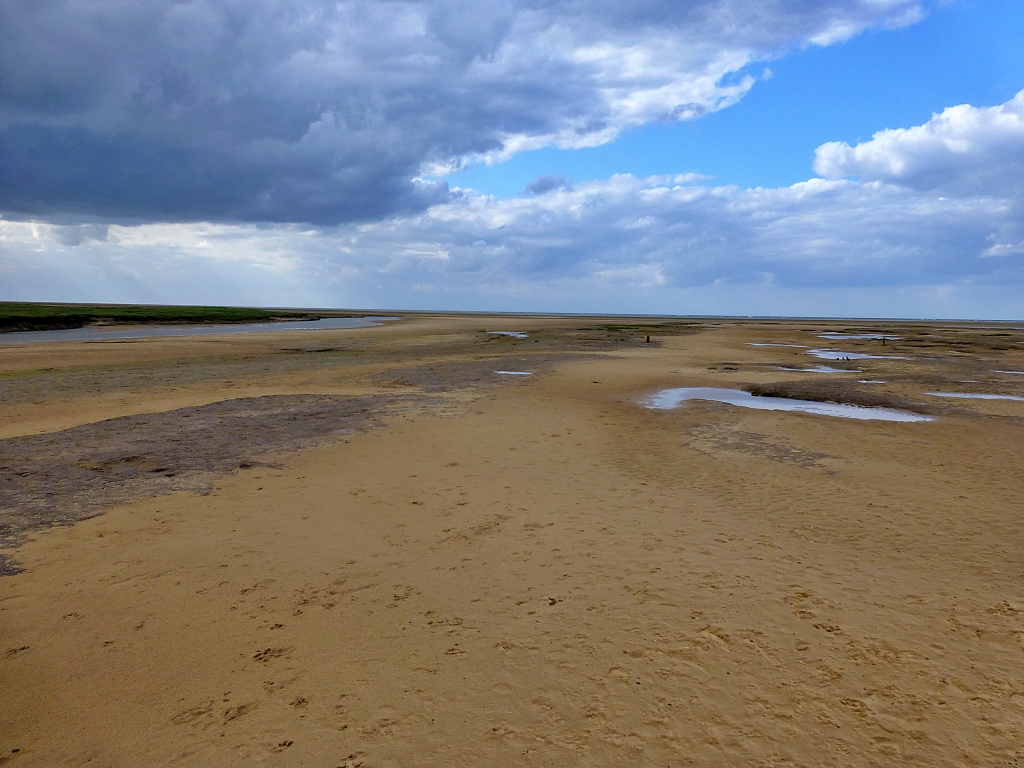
{"left": 1, "top": 0, "right": 1023, "bottom": 318}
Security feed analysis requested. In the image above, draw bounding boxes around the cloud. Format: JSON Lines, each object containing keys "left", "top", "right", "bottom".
{"left": 814, "top": 90, "right": 1024, "bottom": 195}
{"left": 0, "top": 0, "right": 929, "bottom": 224}
{"left": 5, "top": 167, "right": 1022, "bottom": 317}
{"left": 525, "top": 174, "right": 573, "bottom": 195}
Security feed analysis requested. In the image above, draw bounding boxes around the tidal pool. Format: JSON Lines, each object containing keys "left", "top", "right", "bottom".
{"left": 643, "top": 387, "right": 932, "bottom": 422}
{"left": 0, "top": 316, "right": 399, "bottom": 344}
{"left": 994, "top": 370, "right": 1024, "bottom": 375}
{"left": 495, "top": 371, "right": 532, "bottom": 375}
{"left": 807, "top": 349, "right": 906, "bottom": 361}
{"left": 488, "top": 331, "right": 529, "bottom": 339}
{"left": 926, "top": 392, "right": 1024, "bottom": 402}
{"left": 746, "top": 342, "right": 808, "bottom": 348}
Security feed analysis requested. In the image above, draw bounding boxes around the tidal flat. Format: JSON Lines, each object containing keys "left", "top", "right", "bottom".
{"left": 1, "top": 314, "right": 1023, "bottom": 766}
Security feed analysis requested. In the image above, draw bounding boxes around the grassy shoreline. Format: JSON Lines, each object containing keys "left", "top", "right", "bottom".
{"left": 0, "top": 302, "right": 361, "bottom": 332}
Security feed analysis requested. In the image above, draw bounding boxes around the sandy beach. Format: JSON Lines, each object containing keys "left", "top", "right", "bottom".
{"left": 2, "top": 314, "right": 1024, "bottom": 766}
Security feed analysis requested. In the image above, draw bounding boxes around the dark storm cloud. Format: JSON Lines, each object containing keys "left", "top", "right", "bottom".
{"left": 0, "top": 0, "right": 927, "bottom": 224}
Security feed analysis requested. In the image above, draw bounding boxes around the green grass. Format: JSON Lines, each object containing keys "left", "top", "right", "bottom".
{"left": 0, "top": 302, "right": 323, "bottom": 332}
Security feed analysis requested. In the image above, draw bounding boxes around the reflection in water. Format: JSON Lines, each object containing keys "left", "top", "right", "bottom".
{"left": 643, "top": 387, "right": 932, "bottom": 422}
{"left": 495, "top": 371, "right": 532, "bottom": 375}
{"left": 0, "top": 316, "right": 400, "bottom": 344}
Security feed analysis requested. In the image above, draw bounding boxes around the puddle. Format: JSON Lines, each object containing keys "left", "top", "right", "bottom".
{"left": 858, "top": 380, "right": 886, "bottom": 384}
{"left": 818, "top": 333, "right": 899, "bottom": 340}
{"left": 994, "top": 370, "right": 1024, "bottom": 375}
{"left": 0, "top": 316, "right": 399, "bottom": 344}
{"left": 495, "top": 371, "right": 532, "bottom": 375}
{"left": 643, "top": 387, "right": 932, "bottom": 422}
{"left": 747, "top": 342, "right": 808, "bottom": 348}
{"left": 488, "top": 331, "right": 529, "bottom": 339}
{"left": 779, "top": 365, "right": 861, "bottom": 373}
{"left": 807, "top": 349, "right": 907, "bottom": 361}
{"left": 926, "top": 392, "right": 1024, "bottom": 402}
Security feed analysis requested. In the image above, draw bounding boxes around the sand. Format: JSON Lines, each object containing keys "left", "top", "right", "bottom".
{"left": 1, "top": 315, "right": 1023, "bottom": 766}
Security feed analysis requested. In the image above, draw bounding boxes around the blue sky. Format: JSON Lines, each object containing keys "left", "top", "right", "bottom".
{"left": 2, "top": 0, "right": 1024, "bottom": 318}
{"left": 449, "top": 0, "right": 1024, "bottom": 195}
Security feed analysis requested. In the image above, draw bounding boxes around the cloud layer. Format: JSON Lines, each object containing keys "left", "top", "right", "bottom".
{"left": 4, "top": 167, "right": 1022, "bottom": 317}
{"left": 1, "top": 0, "right": 926, "bottom": 224}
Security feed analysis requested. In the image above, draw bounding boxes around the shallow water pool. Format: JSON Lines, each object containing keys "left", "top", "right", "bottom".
{"left": 926, "top": 392, "right": 1024, "bottom": 402}
{"left": 495, "top": 370, "right": 532, "bottom": 375}
{"left": 807, "top": 349, "right": 906, "bottom": 361}
{"left": 643, "top": 387, "right": 932, "bottom": 422}
{"left": 488, "top": 331, "right": 529, "bottom": 339}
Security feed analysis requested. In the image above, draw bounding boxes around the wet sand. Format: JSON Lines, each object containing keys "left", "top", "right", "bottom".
{"left": 2, "top": 315, "right": 1023, "bottom": 766}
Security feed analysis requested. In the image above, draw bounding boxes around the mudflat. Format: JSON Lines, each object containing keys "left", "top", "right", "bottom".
{"left": 2, "top": 314, "right": 1023, "bottom": 766}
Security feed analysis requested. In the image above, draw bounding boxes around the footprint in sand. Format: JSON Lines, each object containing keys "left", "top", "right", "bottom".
{"left": 253, "top": 647, "right": 292, "bottom": 663}
{"left": 335, "top": 753, "right": 366, "bottom": 768}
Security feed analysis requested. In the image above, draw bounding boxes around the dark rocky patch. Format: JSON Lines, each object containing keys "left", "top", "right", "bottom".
{"left": 372, "top": 354, "right": 590, "bottom": 392}
{"left": 0, "top": 394, "right": 416, "bottom": 567}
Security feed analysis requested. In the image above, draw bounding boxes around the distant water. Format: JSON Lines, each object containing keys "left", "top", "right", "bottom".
{"left": 488, "top": 331, "right": 529, "bottom": 339}
{"left": 0, "top": 316, "right": 399, "bottom": 344}
{"left": 643, "top": 387, "right": 932, "bottom": 422}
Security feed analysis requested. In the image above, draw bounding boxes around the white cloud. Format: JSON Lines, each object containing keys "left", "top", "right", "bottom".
{"left": 0, "top": 0, "right": 930, "bottom": 223}
{"left": 814, "top": 90, "right": 1024, "bottom": 194}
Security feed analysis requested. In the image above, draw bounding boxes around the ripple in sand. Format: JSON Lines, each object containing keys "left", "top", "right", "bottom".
{"left": 644, "top": 387, "right": 932, "bottom": 422}
{"left": 778, "top": 365, "right": 860, "bottom": 373}
{"left": 817, "top": 332, "right": 899, "bottom": 340}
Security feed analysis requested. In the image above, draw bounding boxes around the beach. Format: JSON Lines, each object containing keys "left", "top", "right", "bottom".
{"left": 2, "top": 314, "right": 1023, "bottom": 766}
